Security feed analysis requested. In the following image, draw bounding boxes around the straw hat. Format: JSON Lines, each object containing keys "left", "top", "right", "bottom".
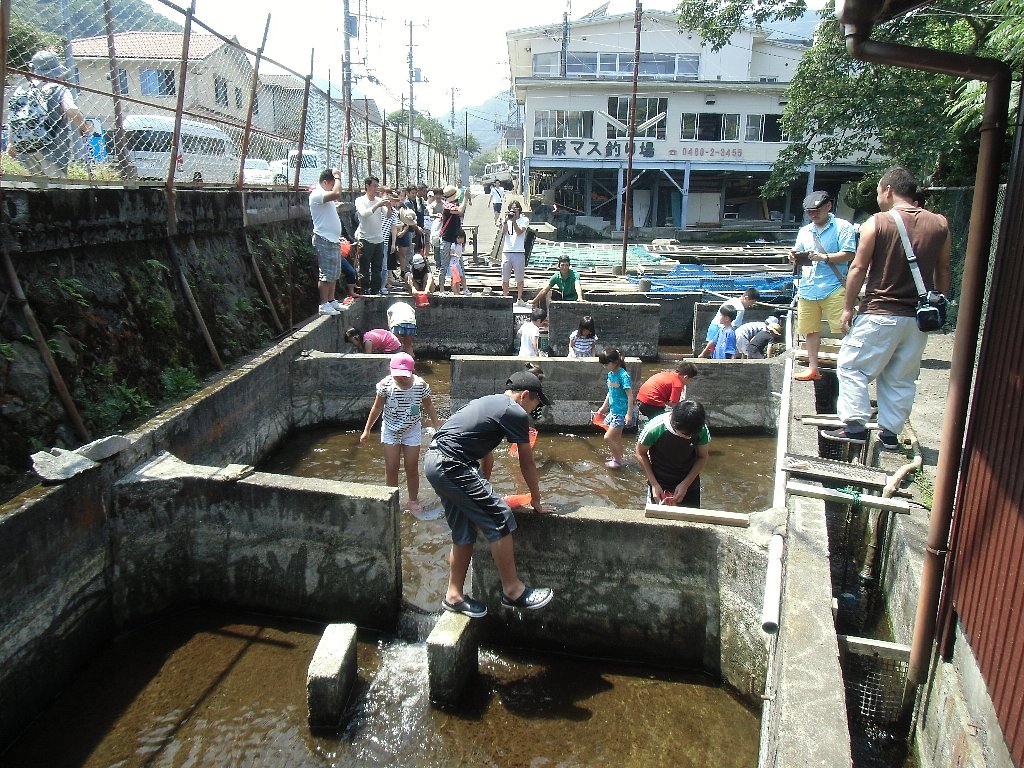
{"left": 442, "top": 185, "right": 459, "bottom": 201}
{"left": 399, "top": 207, "right": 417, "bottom": 224}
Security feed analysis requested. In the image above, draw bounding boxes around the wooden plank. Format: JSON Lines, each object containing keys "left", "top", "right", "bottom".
{"left": 645, "top": 504, "right": 750, "bottom": 527}
{"left": 838, "top": 635, "right": 911, "bottom": 661}
{"left": 786, "top": 480, "right": 913, "bottom": 513}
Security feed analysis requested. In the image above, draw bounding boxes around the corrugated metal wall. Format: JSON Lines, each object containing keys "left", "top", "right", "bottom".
{"left": 950, "top": 170, "right": 1024, "bottom": 764}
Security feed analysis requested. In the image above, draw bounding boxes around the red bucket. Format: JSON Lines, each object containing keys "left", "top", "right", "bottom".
{"left": 507, "top": 426, "right": 538, "bottom": 457}
{"left": 414, "top": 292, "right": 430, "bottom": 308}
{"left": 503, "top": 493, "right": 533, "bottom": 509}
{"left": 591, "top": 411, "right": 609, "bottom": 431}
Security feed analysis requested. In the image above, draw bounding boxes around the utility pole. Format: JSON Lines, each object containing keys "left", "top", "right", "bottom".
{"left": 342, "top": 0, "right": 354, "bottom": 189}
{"left": 408, "top": 21, "right": 414, "bottom": 180}
{"left": 621, "top": 0, "right": 641, "bottom": 274}
{"left": 560, "top": 10, "right": 569, "bottom": 77}
{"left": 450, "top": 88, "right": 457, "bottom": 130}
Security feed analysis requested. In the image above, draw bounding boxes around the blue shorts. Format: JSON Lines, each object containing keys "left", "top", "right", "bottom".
{"left": 424, "top": 449, "right": 518, "bottom": 545}
{"left": 604, "top": 412, "right": 636, "bottom": 429}
{"left": 391, "top": 323, "right": 417, "bottom": 337}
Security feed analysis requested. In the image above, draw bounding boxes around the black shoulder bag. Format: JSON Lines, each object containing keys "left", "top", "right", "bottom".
{"left": 888, "top": 209, "right": 948, "bottom": 332}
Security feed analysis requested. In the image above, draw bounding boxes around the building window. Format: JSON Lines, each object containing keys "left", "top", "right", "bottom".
{"left": 534, "top": 109, "right": 594, "bottom": 138}
{"left": 235, "top": 87, "right": 244, "bottom": 109}
{"left": 638, "top": 53, "right": 675, "bottom": 77}
{"left": 566, "top": 52, "right": 598, "bottom": 77}
{"left": 215, "top": 77, "right": 229, "bottom": 107}
{"left": 676, "top": 54, "right": 700, "bottom": 80}
{"left": 252, "top": 95, "right": 259, "bottom": 115}
{"left": 758, "top": 76, "right": 779, "bottom": 83}
{"left": 607, "top": 97, "right": 668, "bottom": 139}
{"left": 681, "top": 112, "right": 698, "bottom": 141}
{"left": 683, "top": 113, "right": 741, "bottom": 141}
{"left": 745, "top": 113, "right": 787, "bottom": 142}
{"left": 599, "top": 52, "right": 630, "bottom": 77}
{"left": 532, "top": 52, "right": 560, "bottom": 77}
{"left": 140, "top": 68, "right": 175, "bottom": 97}
{"left": 113, "top": 67, "right": 128, "bottom": 95}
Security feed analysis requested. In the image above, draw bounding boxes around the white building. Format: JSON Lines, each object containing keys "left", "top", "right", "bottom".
{"left": 508, "top": 10, "right": 862, "bottom": 229}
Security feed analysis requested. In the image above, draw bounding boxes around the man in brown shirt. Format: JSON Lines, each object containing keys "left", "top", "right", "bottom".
{"left": 823, "top": 166, "right": 951, "bottom": 450}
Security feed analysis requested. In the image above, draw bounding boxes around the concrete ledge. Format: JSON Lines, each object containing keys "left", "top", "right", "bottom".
{"left": 290, "top": 352, "right": 394, "bottom": 427}
{"left": 582, "top": 291, "right": 701, "bottom": 345}
{"left": 449, "top": 355, "right": 642, "bottom": 428}
{"left": 546, "top": 300, "right": 661, "bottom": 360}
{"left": 307, "top": 622, "right": 358, "bottom": 729}
{"left": 427, "top": 612, "right": 480, "bottom": 707}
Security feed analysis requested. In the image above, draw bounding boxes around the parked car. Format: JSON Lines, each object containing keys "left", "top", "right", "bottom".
{"left": 269, "top": 149, "right": 328, "bottom": 188}
{"left": 121, "top": 114, "right": 239, "bottom": 184}
{"left": 243, "top": 158, "right": 274, "bottom": 186}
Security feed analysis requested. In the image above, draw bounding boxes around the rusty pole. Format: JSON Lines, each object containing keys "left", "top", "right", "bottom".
{"left": 103, "top": 0, "right": 134, "bottom": 180}
{"left": 294, "top": 50, "right": 313, "bottom": 191}
{"left": 621, "top": 0, "right": 642, "bottom": 275}
{"left": 237, "top": 14, "right": 271, "bottom": 189}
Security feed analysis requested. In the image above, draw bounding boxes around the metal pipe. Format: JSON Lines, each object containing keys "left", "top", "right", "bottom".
{"left": 844, "top": 30, "right": 1011, "bottom": 686}
{"left": 237, "top": 14, "right": 270, "bottom": 190}
{"left": 240, "top": 192, "right": 283, "bottom": 333}
{"left": 761, "top": 534, "right": 786, "bottom": 634}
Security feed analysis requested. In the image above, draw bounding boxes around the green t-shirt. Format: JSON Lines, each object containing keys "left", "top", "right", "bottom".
{"left": 547, "top": 269, "right": 580, "bottom": 300}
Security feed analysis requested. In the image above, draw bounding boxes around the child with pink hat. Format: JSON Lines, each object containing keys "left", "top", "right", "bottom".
{"left": 359, "top": 353, "right": 442, "bottom": 512}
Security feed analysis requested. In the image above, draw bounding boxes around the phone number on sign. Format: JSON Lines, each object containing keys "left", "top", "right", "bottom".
{"left": 679, "top": 147, "right": 744, "bottom": 157}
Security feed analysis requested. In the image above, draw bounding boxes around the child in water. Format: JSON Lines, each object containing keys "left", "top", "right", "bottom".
{"left": 595, "top": 346, "right": 634, "bottom": 469}
{"left": 567, "top": 315, "right": 599, "bottom": 358}
{"left": 360, "top": 353, "right": 441, "bottom": 512}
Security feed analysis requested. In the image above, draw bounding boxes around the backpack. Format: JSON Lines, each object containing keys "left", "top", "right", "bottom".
{"left": 9, "top": 83, "right": 61, "bottom": 153}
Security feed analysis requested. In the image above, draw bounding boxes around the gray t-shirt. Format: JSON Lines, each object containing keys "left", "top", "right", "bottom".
{"left": 430, "top": 394, "right": 531, "bottom": 464}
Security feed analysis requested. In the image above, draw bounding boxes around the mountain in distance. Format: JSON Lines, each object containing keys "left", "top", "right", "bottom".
{"left": 13, "top": 0, "right": 180, "bottom": 38}
{"left": 446, "top": 91, "right": 519, "bottom": 155}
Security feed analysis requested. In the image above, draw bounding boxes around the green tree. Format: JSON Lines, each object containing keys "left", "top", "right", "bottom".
{"left": 675, "top": 0, "right": 1009, "bottom": 192}
{"left": 470, "top": 150, "right": 498, "bottom": 177}
{"left": 8, "top": 14, "right": 62, "bottom": 72}
{"left": 501, "top": 147, "right": 521, "bottom": 167}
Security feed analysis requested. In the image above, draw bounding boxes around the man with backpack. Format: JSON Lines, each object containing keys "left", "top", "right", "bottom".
{"left": 6, "top": 50, "right": 92, "bottom": 177}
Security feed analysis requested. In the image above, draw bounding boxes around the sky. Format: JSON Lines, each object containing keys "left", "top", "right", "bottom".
{"left": 144, "top": 0, "right": 686, "bottom": 119}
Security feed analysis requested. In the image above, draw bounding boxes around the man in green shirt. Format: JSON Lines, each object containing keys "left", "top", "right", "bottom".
{"left": 532, "top": 255, "right": 584, "bottom": 307}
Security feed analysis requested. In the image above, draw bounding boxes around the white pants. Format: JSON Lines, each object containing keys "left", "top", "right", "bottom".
{"left": 836, "top": 314, "right": 928, "bottom": 433}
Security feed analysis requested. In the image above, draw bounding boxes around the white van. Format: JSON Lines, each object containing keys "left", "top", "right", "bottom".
{"left": 269, "top": 149, "right": 328, "bottom": 188}
{"left": 121, "top": 114, "right": 240, "bottom": 184}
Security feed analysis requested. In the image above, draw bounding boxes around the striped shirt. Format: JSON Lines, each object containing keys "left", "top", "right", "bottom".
{"left": 376, "top": 375, "right": 431, "bottom": 434}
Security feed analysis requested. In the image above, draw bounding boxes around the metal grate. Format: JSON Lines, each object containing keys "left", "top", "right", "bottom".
{"left": 784, "top": 454, "right": 889, "bottom": 489}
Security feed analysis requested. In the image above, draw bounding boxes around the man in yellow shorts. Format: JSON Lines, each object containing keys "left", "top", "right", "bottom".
{"left": 789, "top": 191, "right": 858, "bottom": 381}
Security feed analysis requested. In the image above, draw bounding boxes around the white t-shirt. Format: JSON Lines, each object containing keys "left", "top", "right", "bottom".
{"left": 387, "top": 301, "right": 416, "bottom": 328}
{"left": 490, "top": 185, "right": 505, "bottom": 205}
{"left": 502, "top": 215, "right": 530, "bottom": 253}
{"left": 355, "top": 193, "right": 384, "bottom": 243}
{"left": 309, "top": 187, "right": 342, "bottom": 243}
{"left": 518, "top": 321, "right": 540, "bottom": 357}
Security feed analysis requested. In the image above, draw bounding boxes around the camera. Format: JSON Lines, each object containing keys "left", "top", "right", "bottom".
{"left": 793, "top": 250, "right": 813, "bottom": 268}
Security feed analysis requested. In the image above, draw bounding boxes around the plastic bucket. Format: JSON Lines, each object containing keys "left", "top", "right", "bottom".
{"left": 503, "top": 493, "right": 533, "bottom": 509}
{"left": 414, "top": 292, "right": 430, "bottom": 308}
{"left": 507, "top": 426, "right": 538, "bottom": 457}
{"left": 591, "top": 411, "right": 609, "bottom": 431}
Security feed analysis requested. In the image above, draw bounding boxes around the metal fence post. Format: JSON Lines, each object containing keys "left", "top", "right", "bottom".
{"left": 237, "top": 14, "right": 271, "bottom": 189}
{"left": 103, "top": 0, "right": 135, "bottom": 180}
{"left": 294, "top": 49, "right": 313, "bottom": 191}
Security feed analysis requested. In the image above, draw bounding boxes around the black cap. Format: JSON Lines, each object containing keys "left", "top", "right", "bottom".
{"left": 803, "top": 190, "right": 832, "bottom": 210}
{"left": 506, "top": 371, "right": 551, "bottom": 406}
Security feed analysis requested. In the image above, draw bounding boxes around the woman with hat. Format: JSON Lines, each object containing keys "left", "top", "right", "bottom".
{"left": 6, "top": 50, "right": 93, "bottom": 176}
{"left": 436, "top": 184, "right": 472, "bottom": 293}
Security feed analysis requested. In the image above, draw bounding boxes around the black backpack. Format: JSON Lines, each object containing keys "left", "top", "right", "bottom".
{"left": 9, "top": 83, "right": 61, "bottom": 152}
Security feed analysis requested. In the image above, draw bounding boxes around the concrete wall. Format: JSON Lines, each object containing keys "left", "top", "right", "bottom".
{"left": 112, "top": 453, "right": 401, "bottom": 629}
{"left": 449, "top": 355, "right": 642, "bottom": 428}
{"left": 290, "top": 352, "right": 395, "bottom": 428}
{"left": 469, "top": 505, "right": 783, "bottom": 706}
{"left": 583, "top": 290, "right": 701, "bottom": 345}
{"left": 686, "top": 358, "right": 785, "bottom": 432}
{"left": 546, "top": 300, "right": 661, "bottom": 360}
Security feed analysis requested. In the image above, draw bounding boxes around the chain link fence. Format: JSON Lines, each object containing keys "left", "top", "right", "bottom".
{"left": 1, "top": 0, "right": 456, "bottom": 189}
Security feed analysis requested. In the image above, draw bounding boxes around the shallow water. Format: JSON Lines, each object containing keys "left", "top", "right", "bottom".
{"left": 2, "top": 609, "right": 761, "bottom": 768}
{"left": 259, "top": 425, "right": 775, "bottom": 613}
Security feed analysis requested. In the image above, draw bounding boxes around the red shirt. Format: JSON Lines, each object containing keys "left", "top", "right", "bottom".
{"left": 637, "top": 371, "right": 686, "bottom": 408}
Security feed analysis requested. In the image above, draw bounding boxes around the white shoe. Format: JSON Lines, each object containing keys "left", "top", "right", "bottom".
{"left": 328, "top": 299, "right": 344, "bottom": 311}
{"left": 319, "top": 303, "right": 341, "bottom": 316}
